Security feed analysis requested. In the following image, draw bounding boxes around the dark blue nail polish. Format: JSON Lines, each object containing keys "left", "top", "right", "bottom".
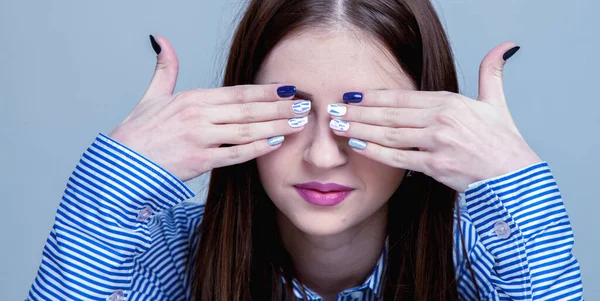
{"left": 503, "top": 46, "right": 520, "bottom": 61}
{"left": 343, "top": 92, "right": 363, "bottom": 103}
{"left": 277, "top": 85, "right": 296, "bottom": 98}
{"left": 149, "top": 35, "right": 161, "bottom": 55}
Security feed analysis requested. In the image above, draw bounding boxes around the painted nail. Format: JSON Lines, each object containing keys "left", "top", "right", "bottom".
{"left": 327, "top": 104, "right": 347, "bottom": 117}
{"left": 149, "top": 35, "right": 161, "bottom": 55}
{"left": 329, "top": 119, "right": 350, "bottom": 131}
{"left": 503, "top": 46, "right": 520, "bottom": 61}
{"left": 292, "top": 100, "right": 311, "bottom": 114}
{"left": 288, "top": 116, "right": 308, "bottom": 128}
{"left": 348, "top": 138, "right": 367, "bottom": 150}
{"left": 277, "top": 85, "right": 297, "bottom": 98}
{"left": 267, "top": 136, "right": 285, "bottom": 146}
{"left": 343, "top": 92, "right": 363, "bottom": 103}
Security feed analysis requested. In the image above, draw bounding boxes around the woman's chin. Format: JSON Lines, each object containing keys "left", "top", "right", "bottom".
{"left": 283, "top": 211, "right": 359, "bottom": 237}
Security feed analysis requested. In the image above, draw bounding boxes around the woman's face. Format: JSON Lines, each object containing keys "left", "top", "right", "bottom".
{"left": 255, "top": 28, "right": 416, "bottom": 237}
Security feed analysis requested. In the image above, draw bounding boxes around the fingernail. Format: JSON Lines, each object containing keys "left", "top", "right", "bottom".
{"left": 343, "top": 92, "right": 363, "bottom": 103}
{"left": 292, "top": 100, "right": 311, "bottom": 114}
{"left": 267, "top": 136, "right": 285, "bottom": 146}
{"left": 349, "top": 138, "right": 367, "bottom": 150}
{"left": 503, "top": 46, "right": 520, "bottom": 61}
{"left": 277, "top": 85, "right": 297, "bottom": 98}
{"left": 327, "top": 104, "right": 347, "bottom": 117}
{"left": 329, "top": 119, "right": 349, "bottom": 131}
{"left": 149, "top": 35, "right": 161, "bottom": 55}
{"left": 288, "top": 116, "right": 308, "bottom": 128}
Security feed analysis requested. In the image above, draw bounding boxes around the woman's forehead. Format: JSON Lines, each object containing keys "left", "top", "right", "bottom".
{"left": 255, "top": 27, "right": 416, "bottom": 94}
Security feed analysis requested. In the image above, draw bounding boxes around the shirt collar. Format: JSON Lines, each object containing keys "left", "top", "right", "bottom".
{"left": 284, "top": 236, "right": 388, "bottom": 300}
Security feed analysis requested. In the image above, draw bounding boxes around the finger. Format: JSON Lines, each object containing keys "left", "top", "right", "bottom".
{"left": 328, "top": 104, "right": 431, "bottom": 128}
{"left": 343, "top": 90, "right": 445, "bottom": 108}
{"left": 206, "top": 137, "right": 284, "bottom": 169}
{"left": 477, "top": 42, "right": 519, "bottom": 104}
{"left": 208, "top": 117, "right": 307, "bottom": 145}
{"left": 347, "top": 139, "right": 428, "bottom": 172}
{"left": 142, "top": 35, "right": 180, "bottom": 100}
{"left": 197, "top": 84, "right": 297, "bottom": 105}
{"left": 208, "top": 100, "right": 310, "bottom": 124}
{"left": 329, "top": 120, "right": 429, "bottom": 149}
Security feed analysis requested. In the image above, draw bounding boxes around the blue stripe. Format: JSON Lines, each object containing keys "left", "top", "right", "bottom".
{"left": 83, "top": 148, "right": 182, "bottom": 208}
{"left": 96, "top": 134, "right": 194, "bottom": 199}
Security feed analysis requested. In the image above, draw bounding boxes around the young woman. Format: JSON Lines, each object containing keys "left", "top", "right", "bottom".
{"left": 27, "top": 0, "right": 584, "bottom": 300}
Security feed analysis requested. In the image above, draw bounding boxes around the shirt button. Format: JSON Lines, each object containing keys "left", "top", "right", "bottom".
{"left": 493, "top": 220, "right": 511, "bottom": 239}
{"left": 350, "top": 291, "right": 364, "bottom": 299}
{"left": 136, "top": 206, "right": 153, "bottom": 222}
{"left": 108, "top": 290, "right": 124, "bottom": 301}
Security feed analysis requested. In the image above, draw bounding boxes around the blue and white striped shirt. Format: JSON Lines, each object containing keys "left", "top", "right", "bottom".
{"left": 26, "top": 133, "right": 584, "bottom": 300}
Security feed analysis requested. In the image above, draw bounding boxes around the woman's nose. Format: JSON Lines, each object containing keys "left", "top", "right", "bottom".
{"left": 302, "top": 113, "right": 348, "bottom": 170}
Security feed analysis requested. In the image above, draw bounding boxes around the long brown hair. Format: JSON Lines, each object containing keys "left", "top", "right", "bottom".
{"left": 192, "top": 0, "right": 478, "bottom": 300}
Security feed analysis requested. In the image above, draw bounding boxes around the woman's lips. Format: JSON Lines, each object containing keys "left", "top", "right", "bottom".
{"left": 294, "top": 182, "right": 354, "bottom": 206}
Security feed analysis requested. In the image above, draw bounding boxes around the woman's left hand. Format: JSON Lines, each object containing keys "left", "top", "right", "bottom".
{"left": 329, "top": 42, "right": 542, "bottom": 192}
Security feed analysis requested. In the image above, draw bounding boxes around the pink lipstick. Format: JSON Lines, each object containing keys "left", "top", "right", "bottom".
{"left": 294, "top": 182, "right": 354, "bottom": 206}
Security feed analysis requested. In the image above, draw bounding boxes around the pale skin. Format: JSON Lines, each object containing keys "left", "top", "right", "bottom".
{"left": 109, "top": 30, "right": 541, "bottom": 300}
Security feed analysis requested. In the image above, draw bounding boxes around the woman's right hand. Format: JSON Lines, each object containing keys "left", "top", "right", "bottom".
{"left": 108, "top": 35, "right": 309, "bottom": 182}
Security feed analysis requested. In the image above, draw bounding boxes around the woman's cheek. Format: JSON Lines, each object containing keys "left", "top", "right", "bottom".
{"left": 257, "top": 142, "right": 295, "bottom": 197}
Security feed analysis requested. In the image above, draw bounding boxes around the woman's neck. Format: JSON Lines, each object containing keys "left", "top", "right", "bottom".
{"left": 277, "top": 205, "right": 388, "bottom": 301}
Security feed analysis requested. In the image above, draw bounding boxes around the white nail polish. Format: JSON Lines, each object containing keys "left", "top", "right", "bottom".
{"left": 292, "top": 100, "right": 311, "bottom": 114}
{"left": 327, "top": 104, "right": 347, "bottom": 116}
{"left": 289, "top": 116, "right": 308, "bottom": 128}
{"left": 329, "top": 119, "right": 349, "bottom": 131}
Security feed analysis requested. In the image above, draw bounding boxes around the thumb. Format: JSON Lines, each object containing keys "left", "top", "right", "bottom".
{"left": 142, "top": 34, "right": 179, "bottom": 99}
{"left": 477, "top": 42, "right": 520, "bottom": 104}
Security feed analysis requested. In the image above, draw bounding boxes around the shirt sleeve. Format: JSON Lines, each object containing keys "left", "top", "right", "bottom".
{"left": 26, "top": 133, "right": 196, "bottom": 301}
{"left": 456, "top": 161, "right": 584, "bottom": 300}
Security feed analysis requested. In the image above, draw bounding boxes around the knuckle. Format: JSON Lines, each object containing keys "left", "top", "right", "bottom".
{"left": 426, "top": 156, "right": 442, "bottom": 173}
{"left": 230, "top": 85, "right": 247, "bottom": 102}
{"left": 239, "top": 103, "right": 256, "bottom": 121}
{"left": 440, "top": 91, "right": 461, "bottom": 105}
{"left": 438, "top": 90, "right": 454, "bottom": 98}
{"left": 178, "top": 106, "right": 201, "bottom": 121}
{"left": 181, "top": 130, "right": 198, "bottom": 145}
{"left": 434, "top": 108, "right": 460, "bottom": 127}
{"left": 392, "top": 150, "right": 406, "bottom": 165}
{"left": 172, "top": 90, "right": 190, "bottom": 102}
{"left": 432, "top": 156, "right": 454, "bottom": 174}
{"left": 431, "top": 129, "right": 451, "bottom": 145}
{"left": 227, "top": 146, "right": 242, "bottom": 160}
{"left": 450, "top": 94, "right": 466, "bottom": 107}
{"left": 173, "top": 91, "right": 200, "bottom": 109}
{"left": 237, "top": 124, "right": 252, "bottom": 140}
{"left": 481, "top": 61, "right": 503, "bottom": 79}
{"left": 437, "top": 90, "right": 462, "bottom": 106}
{"left": 184, "top": 150, "right": 202, "bottom": 166}
{"left": 383, "top": 108, "right": 401, "bottom": 125}
{"left": 383, "top": 127, "right": 400, "bottom": 143}
{"left": 155, "top": 61, "right": 168, "bottom": 72}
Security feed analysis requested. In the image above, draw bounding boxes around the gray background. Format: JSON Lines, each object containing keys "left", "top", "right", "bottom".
{"left": 1, "top": 0, "right": 597, "bottom": 299}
